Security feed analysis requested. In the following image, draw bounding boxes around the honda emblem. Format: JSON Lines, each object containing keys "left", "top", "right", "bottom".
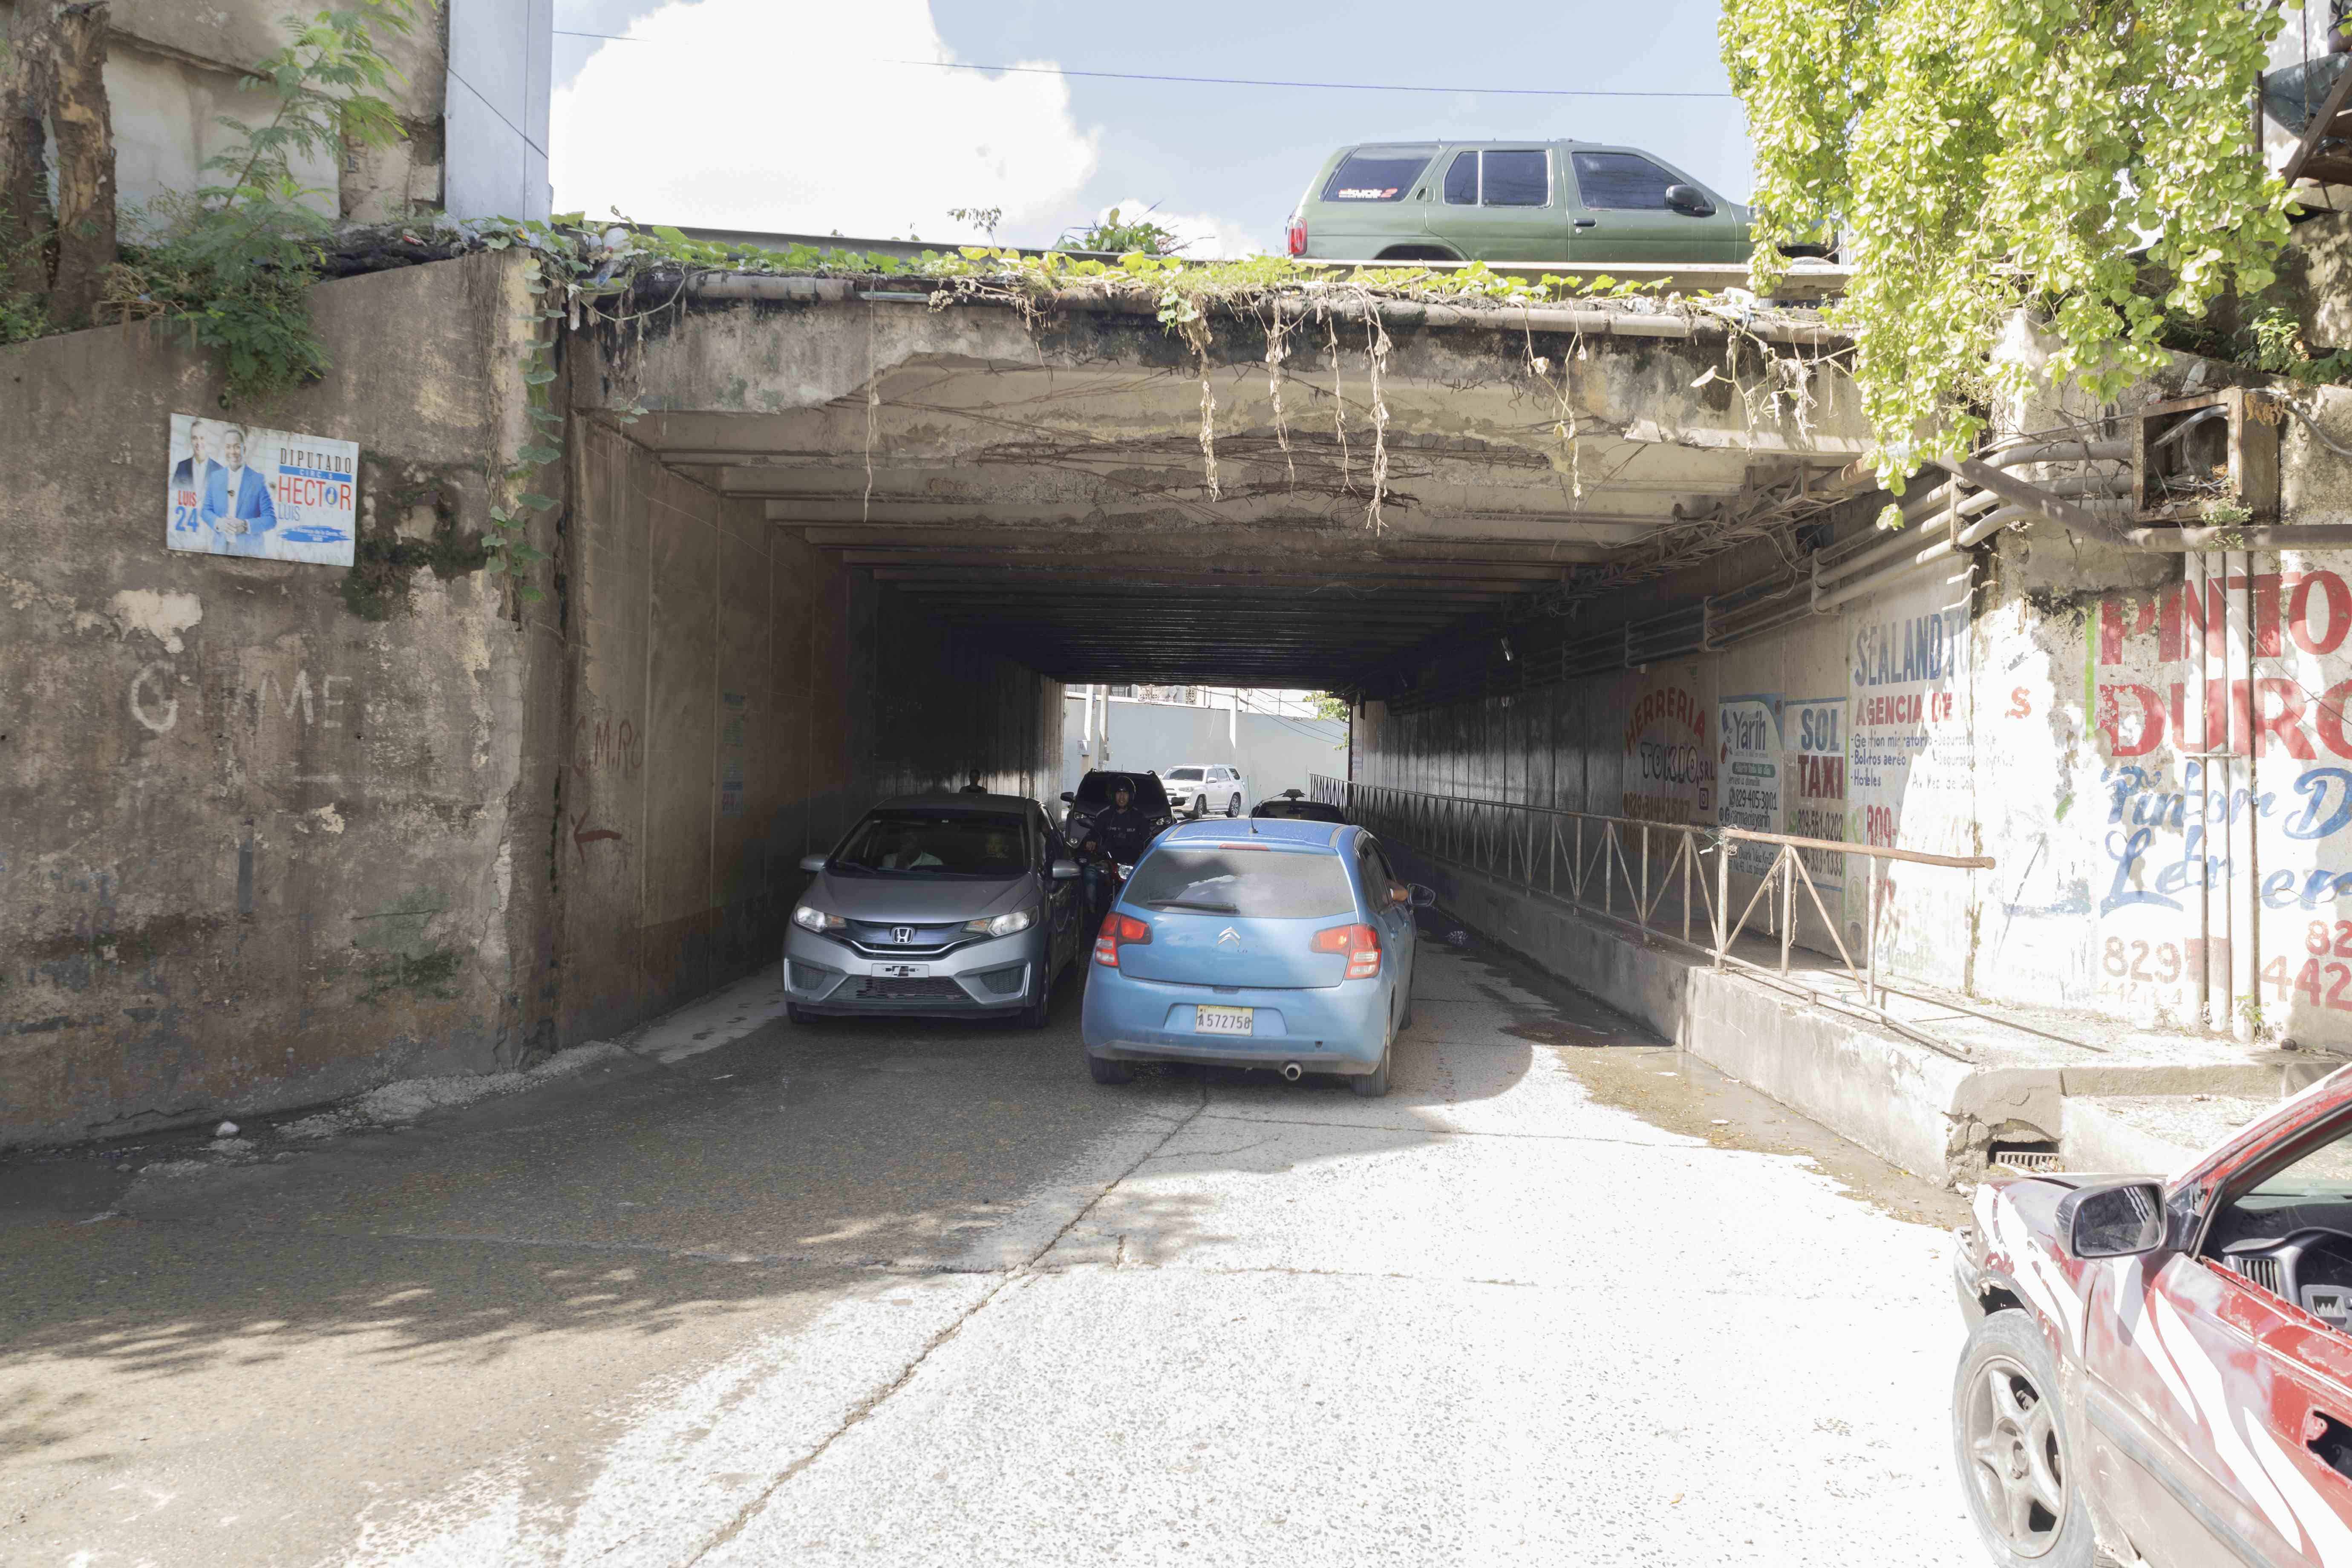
{"left": 891, "top": 925, "right": 916, "bottom": 945}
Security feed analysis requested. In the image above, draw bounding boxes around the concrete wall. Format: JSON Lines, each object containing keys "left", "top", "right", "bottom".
{"left": 1060, "top": 694, "right": 1348, "bottom": 800}
{"left": 551, "top": 422, "right": 861, "bottom": 1045}
{"left": 1355, "top": 383, "right": 2352, "bottom": 1049}
{"left": 0, "top": 250, "right": 1066, "bottom": 1146}
{"left": 0, "top": 250, "right": 542, "bottom": 1146}
{"left": 868, "top": 587, "right": 1063, "bottom": 807}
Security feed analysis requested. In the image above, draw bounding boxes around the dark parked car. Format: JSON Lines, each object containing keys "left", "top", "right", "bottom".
{"left": 1252, "top": 788, "right": 1346, "bottom": 824}
{"left": 1951, "top": 1066, "right": 2352, "bottom": 1568}
{"left": 784, "top": 793, "right": 1083, "bottom": 1028}
{"left": 1285, "top": 138, "right": 1830, "bottom": 265}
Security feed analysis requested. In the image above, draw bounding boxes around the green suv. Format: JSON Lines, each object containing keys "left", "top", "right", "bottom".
{"left": 1286, "top": 141, "right": 1780, "bottom": 265}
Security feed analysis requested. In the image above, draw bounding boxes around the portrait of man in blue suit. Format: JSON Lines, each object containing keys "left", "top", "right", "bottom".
{"left": 199, "top": 425, "right": 277, "bottom": 556}
{"left": 168, "top": 419, "right": 219, "bottom": 534}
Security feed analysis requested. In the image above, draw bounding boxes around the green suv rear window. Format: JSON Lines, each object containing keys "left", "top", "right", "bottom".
{"left": 1323, "top": 147, "right": 1433, "bottom": 202}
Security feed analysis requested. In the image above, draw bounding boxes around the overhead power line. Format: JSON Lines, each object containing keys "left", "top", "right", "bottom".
{"left": 552, "top": 33, "right": 1736, "bottom": 99}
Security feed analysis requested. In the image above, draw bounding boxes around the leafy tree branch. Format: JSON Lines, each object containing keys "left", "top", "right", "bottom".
{"left": 1723, "top": 0, "right": 2300, "bottom": 480}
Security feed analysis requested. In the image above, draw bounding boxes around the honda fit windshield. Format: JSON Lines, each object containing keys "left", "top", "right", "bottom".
{"left": 830, "top": 811, "right": 1028, "bottom": 878}
{"left": 1127, "top": 847, "right": 1355, "bottom": 918}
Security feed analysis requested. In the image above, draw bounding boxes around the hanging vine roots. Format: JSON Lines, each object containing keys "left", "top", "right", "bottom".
{"left": 1361, "top": 301, "right": 1392, "bottom": 533}
{"left": 1263, "top": 300, "right": 1296, "bottom": 490}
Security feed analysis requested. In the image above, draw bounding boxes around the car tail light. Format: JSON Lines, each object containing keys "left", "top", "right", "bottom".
{"left": 1094, "top": 913, "right": 1151, "bottom": 968}
{"left": 1312, "top": 922, "right": 1380, "bottom": 978}
{"left": 1286, "top": 214, "right": 1306, "bottom": 257}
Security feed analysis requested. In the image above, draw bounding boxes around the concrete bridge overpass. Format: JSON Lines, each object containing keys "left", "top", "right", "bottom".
{"left": 17, "top": 242, "right": 2352, "bottom": 1167}
{"left": 581, "top": 275, "right": 1865, "bottom": 690}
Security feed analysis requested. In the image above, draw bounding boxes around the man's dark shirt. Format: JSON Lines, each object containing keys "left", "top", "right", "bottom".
{"left": 959, "top": 782, "right": 987, "bottom": 794}
{"left": 1090, "top": 804, "right": 1153, "bottom": 863}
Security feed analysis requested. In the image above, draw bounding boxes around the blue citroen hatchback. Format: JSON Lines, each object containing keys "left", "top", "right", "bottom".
{"left": 1080, "top": 818, "right": 1428, "bottom": 1095}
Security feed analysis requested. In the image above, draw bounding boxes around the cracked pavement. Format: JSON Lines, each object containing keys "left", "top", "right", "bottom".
{"left": 1, "top": 945, "right": 1980, "bottom": 1565}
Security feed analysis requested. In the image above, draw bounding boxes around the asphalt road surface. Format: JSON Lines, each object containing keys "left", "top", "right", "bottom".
{"left": 2, "top": 943, "right": 1984, "bottom": 1566}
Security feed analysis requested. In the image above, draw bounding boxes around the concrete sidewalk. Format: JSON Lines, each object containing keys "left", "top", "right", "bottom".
{"left": 1388, "top": 841, "right": 2329, "bottom": 1185}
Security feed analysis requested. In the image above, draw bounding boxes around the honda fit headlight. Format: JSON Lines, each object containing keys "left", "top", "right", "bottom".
{"left": 794, "top": 904, "right": 845, "bottom": 933}
{"left": 963, "top": 908, "right": 1035, "bottom": 938}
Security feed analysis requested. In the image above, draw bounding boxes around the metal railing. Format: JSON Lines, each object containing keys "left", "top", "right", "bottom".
{"left": 1310, "top": 774, "right": 2035, "bottom": 1058}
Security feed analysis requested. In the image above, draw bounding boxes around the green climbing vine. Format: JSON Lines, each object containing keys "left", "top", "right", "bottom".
{"left": 1723, "top": 0, "right": 2301, "bottom": 481}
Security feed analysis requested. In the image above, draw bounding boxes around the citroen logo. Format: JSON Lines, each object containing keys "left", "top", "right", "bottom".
{"left": 1217, "top": 927, "right": 1242, "bottom": 948}
{"left": 891, "top": 926, "right": 916, "bottom": 945}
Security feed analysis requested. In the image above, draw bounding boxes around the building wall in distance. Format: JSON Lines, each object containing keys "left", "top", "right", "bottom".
{"left": 0, "top": 0, "right": 552, "bottom": 228}
{"left": 1062, "top": 695, "right": 1348, "bottom": 804}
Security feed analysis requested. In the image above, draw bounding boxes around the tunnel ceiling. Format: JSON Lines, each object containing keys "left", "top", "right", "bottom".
{"left": 600, "top": 291, "right": 1870, "bottom": 691}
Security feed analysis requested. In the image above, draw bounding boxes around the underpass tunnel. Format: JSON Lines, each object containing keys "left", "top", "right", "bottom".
{"left": 542, "top": 281, "right": 1876, "bottom": 1048}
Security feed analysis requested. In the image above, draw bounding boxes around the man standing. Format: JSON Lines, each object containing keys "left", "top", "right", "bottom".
{"left": 200, "top": 425, "right": 277, "bottom": 556}
{"left": 169, "top": 420, "right": 219, "bottom": 535}
{"left": 960, "top": 771, "right": 989, "bottom": 795}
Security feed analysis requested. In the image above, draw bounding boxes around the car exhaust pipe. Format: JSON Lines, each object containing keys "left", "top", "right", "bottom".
{"left": 1281, "top": 1061, "right": 1303, "bottom": 1082}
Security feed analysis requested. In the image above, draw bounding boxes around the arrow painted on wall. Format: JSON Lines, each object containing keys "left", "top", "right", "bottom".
{"left": 571, "top": 811, "right": 623, "bottom": 864}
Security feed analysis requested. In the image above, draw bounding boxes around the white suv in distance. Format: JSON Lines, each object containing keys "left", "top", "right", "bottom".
{"left": 1162, "top": 764, "right": 1246, "bottom": 818}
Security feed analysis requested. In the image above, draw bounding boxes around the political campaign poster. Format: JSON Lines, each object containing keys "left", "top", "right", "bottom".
{"left": 166, "top": 414, "right": 357, "bottom": 566}
{"left": 1718, "top": 695, "right": 1784, "bottom": 876}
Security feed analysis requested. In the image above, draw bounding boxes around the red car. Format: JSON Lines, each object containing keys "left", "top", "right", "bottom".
{"left": 1953, "top": 1068, "right": 2352, "bottom": 1568}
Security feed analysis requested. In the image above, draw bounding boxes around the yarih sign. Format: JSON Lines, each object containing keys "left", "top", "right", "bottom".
{"left": 166, "top": 414, "right": 357, "bottom": 566}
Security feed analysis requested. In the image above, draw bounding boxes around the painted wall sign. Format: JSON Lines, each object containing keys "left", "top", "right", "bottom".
{"left": 166, "top": 413, "right": 357, "bottom": 566}
{"left": 2093, "top": 567, "right": 2352, "bottom": 1034}
{"left": 1849, "top": 578, "right": 1977, "bottom": 989}
{"left": 1620, "top": 675, "right": 1712, "bottom": 824}
{"left": 1718, "top": 695, "right": 1784, "bottom": 876}
{"left": 1850, "top": 582, "right": 1974, "bottom": 854}
{"left": 1787, "top": 697, "right": 1848, "bottom": 892}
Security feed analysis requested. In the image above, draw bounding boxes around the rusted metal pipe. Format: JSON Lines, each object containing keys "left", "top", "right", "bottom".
{"left": 2121, "top": 524, "right": 2352, "bottom": 550}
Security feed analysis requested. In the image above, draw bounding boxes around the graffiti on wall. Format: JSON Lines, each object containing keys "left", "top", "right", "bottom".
{"left": 1621, "top": 676, "right": 1712, "bottom": 824}
{"left": 128, "top": 663, "right": 357, "bottom": 735}
{"left": 720, "top": 692, "right": 748, "bottom": 818}
{"left": 1718, "top": 695, "right": 1784, "bottom": 875}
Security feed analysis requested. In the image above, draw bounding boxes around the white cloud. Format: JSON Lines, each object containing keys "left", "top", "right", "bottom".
{"left": 1093, "top": 198, "right": 1264, "bottom": 261}
{"left": 551, "top": 0, "right": 1099, "bottom": 239}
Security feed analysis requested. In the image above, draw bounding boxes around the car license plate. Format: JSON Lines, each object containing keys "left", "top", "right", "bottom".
{"left": 870, "top": 962, "right": 929, "bottom": 979}
{"left": 1194, "top": 1005, "right": 1254, "bottom": 1036}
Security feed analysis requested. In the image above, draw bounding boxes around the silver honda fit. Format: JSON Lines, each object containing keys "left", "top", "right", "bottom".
{"left": 783, "top": 793, "right": 1084, "bottom": 1028}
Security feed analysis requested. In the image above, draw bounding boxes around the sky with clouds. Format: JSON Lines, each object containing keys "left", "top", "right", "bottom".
{"left": 552, "top": 0, "right": 1751, "bottom": 257}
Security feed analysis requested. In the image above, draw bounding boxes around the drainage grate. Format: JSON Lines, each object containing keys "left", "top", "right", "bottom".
{"left": 856, "top": 975, "right": 969, "bottom": 1002}
{"left": 1989, "top": 1145, "right": 2064, "bottom": 1175}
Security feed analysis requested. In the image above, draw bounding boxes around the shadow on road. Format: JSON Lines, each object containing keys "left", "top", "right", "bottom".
{"left": 0, "top": 946, "right": 1582, "bottom": 1554}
